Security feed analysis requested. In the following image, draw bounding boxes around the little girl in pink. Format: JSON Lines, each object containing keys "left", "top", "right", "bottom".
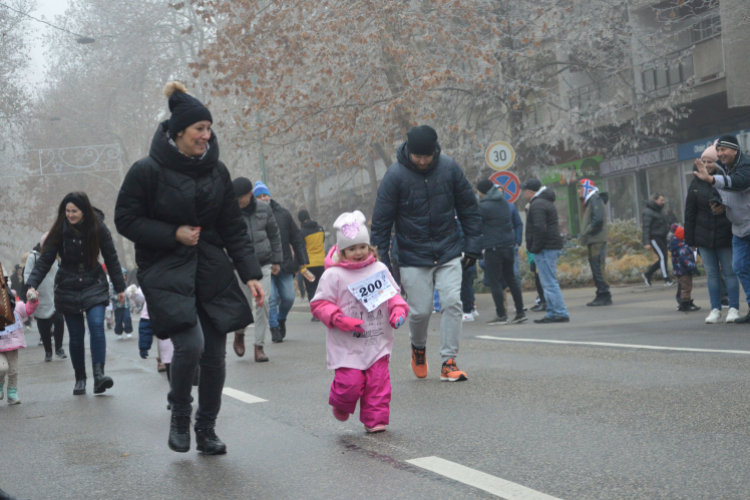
{"left": 0, "top": 289, "right": 38, "bottom": 404}
{"left": 311, "top": 211, "right": 408, "bottom": 433}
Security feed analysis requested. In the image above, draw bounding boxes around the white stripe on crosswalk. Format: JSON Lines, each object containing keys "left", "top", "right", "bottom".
{"left": 222, "top": 387, "right": 267, "bottom": 404}
{"left": 477, "top": 336, "right": 750, "bottom": 355}
{"left": 406, "top": 456, "right": 562, "bottom": 500}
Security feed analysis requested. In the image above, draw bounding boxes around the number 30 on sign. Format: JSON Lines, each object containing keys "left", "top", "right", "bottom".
{"left": 485, "top": 141, "right": 515, "bottom": 171}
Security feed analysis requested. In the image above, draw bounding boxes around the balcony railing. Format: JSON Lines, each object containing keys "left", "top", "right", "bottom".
{"left": 640, "top": 47, "right": 694, "bottom": 99}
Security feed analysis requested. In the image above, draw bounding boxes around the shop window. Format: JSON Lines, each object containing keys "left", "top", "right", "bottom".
{"left": 607, "top": 174, "right": 637, "bottom": 222}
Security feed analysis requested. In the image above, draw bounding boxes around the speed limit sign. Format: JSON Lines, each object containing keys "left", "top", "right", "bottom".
{"left": 485, "top": 141, "right": 515, "bottom": 171}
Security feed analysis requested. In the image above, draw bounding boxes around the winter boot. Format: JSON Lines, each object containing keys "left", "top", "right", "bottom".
{"left": 7, "top": 387, "right": 20, "bottom": 405}
{"left": 679, "top": 300, "right": 700, "bottom": 312}
{"left": 73, "top": 369, "right": 87, "bottom": 396}
{"left": 195, "top": 427, "right": 227, "bottom": 455}
{"left": 255, "top": 345, "right": 269, "bottom": 362}
{"left": 233, "top": 331, "right": 246, "bottom": 357}
{"left": 168, "top": 414, "right": 191, "bottom": 453}
{"left": 271, "top": 327, "right": 283, "bottom": 343}
{"left": 278, "top": 320, "right": 287, "bottom": 339}
{"left": 93, "top": 363, "right": 114, "bottom": 394}
{"left": 587, "top": 294, "right": 613, "bottom": 307}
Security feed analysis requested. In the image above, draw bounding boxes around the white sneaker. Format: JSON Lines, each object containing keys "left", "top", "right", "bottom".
{"left": 726, "top": 308, "right": 740, "bottom": 323}
{"left": 471, "top": 308, "right": 479, "bottom": 317}
{"left": 462, "top": 313, "right": 474, "bottom": 322}
{"left": 126, "top": 333, "right": 133, "bottom": 339}
{"left": 116, "top": 335, "right": 123, "bottom": 340}
{"left": 705, "top": 309, "right": 722, "bottom": 324}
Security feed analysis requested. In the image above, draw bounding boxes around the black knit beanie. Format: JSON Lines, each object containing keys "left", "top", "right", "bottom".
{"left": 476, "top": 179, "right": 495, "bottom": 195}
{"left": 62, "top": 193, "right": 87, "bottom": 212}
{"left": 717, "top": 135, "right": 740, "bottom": 151}
{"left": 233, "top": 177, "right": 254, "bottom": 198}
{"left": 163, "top": 81, "right": 213, "bottom": 139}
{"left": 407, "top": 125, "right": 438, "bottom": 156}
{"left": 298, "top": 209, "right": 311, "bottom": 223}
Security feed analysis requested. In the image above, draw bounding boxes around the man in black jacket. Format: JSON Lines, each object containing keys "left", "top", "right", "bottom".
{"left": 254, "top": 184, "right": 309, "bottom": 339}
{"left": 232, "top": 177, "right": 283, "bottom": 362}
{"left": 371, "top": 125, "right": 482, "bottom": 382}
{"left": 521, "top": 178, "right": 569, "bottom": 323}
{"left": 477, "top": 179, "right": 526, "bottom": 325}
{"left": 641, "top": 193, "right": 673, "bottom": 286}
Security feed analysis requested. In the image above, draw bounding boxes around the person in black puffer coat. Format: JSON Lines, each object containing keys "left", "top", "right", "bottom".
{"left": 371, "top": 125, "right": 482, "bottom": 382}
{"left": 522, "top": 178, "right": 569, "bottom": 323}
{"left": 26, "top": 192, "right": 126, "bottom": 397}
{"left": 641, "top": 193, "right": 673, "bottom": 285}
{"left": 684, "top": 145, "right": 739, "bottom": 322}
{"left": 115, "top": 82, "right": 264, "bottom": 456}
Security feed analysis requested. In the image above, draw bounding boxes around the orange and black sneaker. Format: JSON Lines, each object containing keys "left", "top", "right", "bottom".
{"left": 411, "top": 344, "right": 428, "bottom": 379}
{"left": 440, "top": 358, "right": 467, "bottom": 382}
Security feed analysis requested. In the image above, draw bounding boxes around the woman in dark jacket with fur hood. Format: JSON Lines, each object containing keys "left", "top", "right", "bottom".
{"left": 26, "top": 192, "right": 126, "bottom": 397}
{"left": 684, "top": 145, "right": 740, "bottom": 323}
{"left": 115, "top": 82, "right": 264, "bottom": 456}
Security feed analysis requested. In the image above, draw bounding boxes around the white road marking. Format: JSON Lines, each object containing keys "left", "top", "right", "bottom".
{"left": 477, "top": 336, "right": 750, "bottom": 355}
{"left": 222, "top": 387, "right": 267, "bottom": 404}
{"left": 406, "top": 456, "right": 562, "bottom": 500}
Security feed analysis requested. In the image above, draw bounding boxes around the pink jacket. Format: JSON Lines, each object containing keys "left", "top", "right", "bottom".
{"left": 311, "top": 246, "right": 409, "bottom": 371}
{"left": 0, "top": 299, "right": 38, "bottom": 352}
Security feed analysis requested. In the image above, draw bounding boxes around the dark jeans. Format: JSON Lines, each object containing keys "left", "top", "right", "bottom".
{"left": 645, "top": 237, "right": 670, "bottom": 281}
{"left": 138, "top": 318, "right": 154, "bottom": 352}
{"left": 485, "top": 247, "right": 524, "bottom": 318}
{"left": 37, "top": 312, "right": 65, "bottom": 353}
{"left": 114, "top": 308, "right": 133, "bottom": 334}
{"left": 460, "top": 265, "right": 476, "bottom": 314}
{"left": 587, "top": 243, "right": 610, "bottom": 297}
{"left": 303, "top": 266, "right": 325, "bottom": 301}
{"left": 169, "top": 305, "right": 227, "bottom": 430}
{"left": 64, "top": 305, "right": 107, "bottom": 373}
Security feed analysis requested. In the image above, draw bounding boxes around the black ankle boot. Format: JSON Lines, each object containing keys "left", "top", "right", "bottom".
{"left": 73, "top": 368, "right": 87, "bottom": 395}
{"left": 195, "top": 427, "right": 227, "bottom": 455}
{"left": 278, "top": 319, "right": 287, "bottom": 339}
{"left": 93, "top": 363, "right": 114, "bottom": 394}
{"left": 168, "top": 414, "right": 191, "bottom": 453}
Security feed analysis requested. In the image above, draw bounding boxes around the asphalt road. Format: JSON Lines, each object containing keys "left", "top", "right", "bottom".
{"left": 3, "top": 279, "right": 750, "bottom": 500}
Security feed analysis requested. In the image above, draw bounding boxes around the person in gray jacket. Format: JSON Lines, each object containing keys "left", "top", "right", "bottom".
{"left": 232, "top": 177, "right": 283, "bottom": 361}
{"left": 578, "top": 179, "right": 611, "bottom": 306}
{"left": 24, "top": 232, "right": 66, "bottom": 362}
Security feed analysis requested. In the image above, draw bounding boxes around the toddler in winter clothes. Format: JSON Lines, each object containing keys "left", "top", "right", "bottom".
{"left": 0, "top": 289, "right": 38, "bottom": 404}
{"left": 111, "top": 269, "right": 133, "bottom": 339}
{"left": 310, "top": 211, "right": 408, "bottom": 433}
{"left": 670, "top": 226, "right": 700, "bottom": 312}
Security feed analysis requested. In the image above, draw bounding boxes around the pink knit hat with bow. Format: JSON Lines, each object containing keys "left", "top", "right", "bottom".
{"left": 333, "top": 211, "right": 369, "bottom": 250}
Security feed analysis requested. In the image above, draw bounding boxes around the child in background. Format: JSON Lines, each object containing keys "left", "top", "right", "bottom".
{"left": 111, "top": 268, "right": 132, "bottom": 339}
{"left": 0, "top": 289, "right": 39, "bottom": 404}
{"left": 310, "top": 211, "right": 408, "bottom": 433}
{"left": 670, "top": 226, "right": 700, "bottom": 312}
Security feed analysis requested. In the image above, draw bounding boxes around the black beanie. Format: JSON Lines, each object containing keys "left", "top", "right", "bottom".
{"left": 298, "top": 209, "right": 310, "bottom": 223}
{"left": 62, "top": 193, "right": 87, "bottom": 212}
{"left": 407, "top": 125, "right": 438, "bottom": 156}
{"left": 717, "top": 135, "right": 740, "bottom": 151}
{"left": 233, "top": 177, "right": 254, "bottom": 198}
{"left": 476, "top": 179, "right": 495, "bottom": 194}
{"left": 163, "top": 82, "right": 213, "bottom": 139}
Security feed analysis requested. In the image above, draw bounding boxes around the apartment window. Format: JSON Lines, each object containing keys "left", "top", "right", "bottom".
{"left": 689, "top": 15, "right": 721, "bottom": 44}
{"left": 640, "top": 49, "right": 694, "bottom": 97}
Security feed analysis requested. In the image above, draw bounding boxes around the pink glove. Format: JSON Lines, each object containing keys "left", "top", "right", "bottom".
{"left": 389, "top": 306, "right": 407, "bottom": 329}
{"left": 333, "top": 314, "right": 365, "bottom": 335}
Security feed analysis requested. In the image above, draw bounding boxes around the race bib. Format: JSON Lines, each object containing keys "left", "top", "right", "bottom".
{"left": 347, "top": 270, "right": 397, "bottom": 312}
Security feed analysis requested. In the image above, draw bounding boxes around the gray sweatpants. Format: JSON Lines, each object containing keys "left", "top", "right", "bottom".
{"left": 400, "top": 257, "right": 463, "bottom": 363}
{"left": 238, "top": 264, "right": 272, "bottom": 346}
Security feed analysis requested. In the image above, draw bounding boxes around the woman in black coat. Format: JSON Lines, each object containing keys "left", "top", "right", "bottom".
{"left": 685, "top": 146, "right": 740, "bottom": 322}
{"left": 115, "top": 82, "right": 264, "bottom": 456}
{"left": 26, "top": 192, "right": 126, "bottom": 396}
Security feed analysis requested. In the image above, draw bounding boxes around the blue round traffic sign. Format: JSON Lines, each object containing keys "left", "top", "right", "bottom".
{"left": 489, "top": 171, "right": 521, "bottom": 203}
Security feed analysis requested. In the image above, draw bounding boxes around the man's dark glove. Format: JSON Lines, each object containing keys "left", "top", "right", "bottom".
{"left": 460, "top": 255, "right": 477, "bottom": 270}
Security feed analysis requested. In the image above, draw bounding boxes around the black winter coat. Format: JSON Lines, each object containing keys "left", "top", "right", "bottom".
{"left": 269, "top": 200, "right": 308, "bottom": 274}
{"left": 26, "top": 210, "right": 126, "bottom": 315}
{"left": 478, "top": 186, "right": 516, "bottom": 249}
{"left": 115, "top": 122, "right": 263, "bottom": 339}
{"left": 371, "top": 142, "right": 482, "bottom": 269}
{"left": 684, "top": 177, "right": 733, "bottom": 249}
{"left": 641, "top": 200, "right": 669, "bottom": 245}
{"left": 241, "top": 197, "right": 283, "bottom": 267}
{"left": 526, "top": 188, "right": 564, "bottom": 254}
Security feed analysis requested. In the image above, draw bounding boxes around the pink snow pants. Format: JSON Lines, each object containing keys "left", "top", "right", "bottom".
{"left": 329, "top": 355, "right": 391, "bottom": 428}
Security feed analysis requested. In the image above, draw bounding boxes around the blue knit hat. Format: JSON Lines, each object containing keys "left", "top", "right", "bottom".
{"left": 253, "top": 181, "right": 271, "bottom": 197}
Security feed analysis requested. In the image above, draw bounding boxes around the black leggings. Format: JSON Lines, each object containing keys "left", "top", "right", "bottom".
{"left": 37, "top": 312, "right": 65, "bottom": 353}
